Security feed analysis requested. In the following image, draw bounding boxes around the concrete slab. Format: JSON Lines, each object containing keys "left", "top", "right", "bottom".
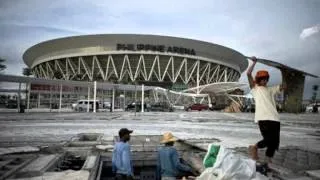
{"left": 8, "top": 170, "right": 89, "bottom": 180}
{"left": 59, "top": 170, "right": 90, "bottom": 180}
{"left": 8, "top": 172, "right": 64, "bottom": 180}
{"left": 16, "top": 154, "right": 60, "bottom": 177}
{"left": 305, "top": 169, "right": 320, "bottom": 179}
{"left": 281, "top": 177, "right": 313, "bottom": 180}
{"left": 82, "top": 156, "right": 97, "bottom": 170}
{"left": 0, "top": 112, "right": 319, "bottom": 179}
{"left": 100, "top": 135, "right": 115, "bottom": 143}
{"left": 0, "top": 155, "right": 37, "bottom": 180}
{"left": 95, "top": 145, "right": 113, "bottom": 151}
{"left": 0, "top": 146, "right": 39, "bottom": 155}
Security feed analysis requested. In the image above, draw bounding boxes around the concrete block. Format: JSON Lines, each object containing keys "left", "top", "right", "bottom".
{"left": 82, "top": 156, "right": 97, "bottom": 170}
{"left": 0, "top": 146, "right": 39, "bottom": 155}
{"left": 16, "top": 154, "right": 60, "bottom": 177}
{"left": 8, "top": 172, "right": 65, "bottom": 180}
{"left": 8, "top": 170, "right": 90, "bottom": 180}
{"left": 100, "top": 135, "right": 114, "bottom": 143}
{"left": 306, "top": 169, "right": 320, "bottom": 179}
{"left": 297, "top": 151, "right": 309, "bottom": 164}
{"left": 68, "top": 141, "right": 100, "bottom": 147}
{"left": 282, "top": 177, "right": 313, "bottom": 180}
{"left": 0, "top": 155, "right": 37, "bottom": 180}
{"left": 283, "top": 159, "right": 299, "bottom": 170}
{"left": 96, "top": 145, "right": 113, "bottom": 151}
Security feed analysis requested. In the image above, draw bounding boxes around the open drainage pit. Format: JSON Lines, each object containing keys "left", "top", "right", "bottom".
{"left": 68, "top": 133, "right": 103, "bottom": 147}
{"left": 95, "top": 135, "right": 200, "bottom": 180}
{"left": 47, "top": 153, "right": 86, "bottom": 172}
{"left": 97, "top": 157, "right": 157, "bottom": 180}
{"left": 97, "top": 156, "right": 195, "bottom": 180}
{"left": 79, "top": 133, "right": 100, "bottom": 141}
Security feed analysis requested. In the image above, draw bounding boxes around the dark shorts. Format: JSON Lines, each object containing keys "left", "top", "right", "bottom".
{"left": 257, "top": 120, "right": 280, "bottom": 158}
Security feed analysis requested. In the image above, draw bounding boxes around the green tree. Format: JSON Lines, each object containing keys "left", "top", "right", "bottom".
{"left": 0, "top": 58, "right": 6, "bottom": 72}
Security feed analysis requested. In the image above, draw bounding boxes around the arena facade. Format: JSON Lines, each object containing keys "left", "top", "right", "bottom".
{"left": 23, "top": 34, "right": 248, "bottom": 89}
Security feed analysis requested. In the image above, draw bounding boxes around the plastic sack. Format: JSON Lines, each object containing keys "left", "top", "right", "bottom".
{"left": 197, "top": 146, "right": 260, "bottom": 180}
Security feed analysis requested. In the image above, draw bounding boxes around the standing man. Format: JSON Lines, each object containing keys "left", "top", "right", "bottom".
{"left": 112, "top": 128, "right": 134, "bottom": 180}
{"left": 247, "top": 57, "right": 285, "bottom": 164}
{"left": 156, "top": 132, "right": 193, "bottom": 180}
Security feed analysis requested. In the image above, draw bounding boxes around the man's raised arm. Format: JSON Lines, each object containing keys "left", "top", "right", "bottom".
{"left": 247, "top": 57, "right": 257, "bottom": 89}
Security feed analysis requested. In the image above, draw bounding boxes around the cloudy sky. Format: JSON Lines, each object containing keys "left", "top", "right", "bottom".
{"left": 0, "top": 0, "right": 319, "bottom": 99}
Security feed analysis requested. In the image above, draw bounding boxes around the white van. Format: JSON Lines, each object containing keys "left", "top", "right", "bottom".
{"left": 73, "top": 100, "right": 100, "bottom": 112}
{"left": 305, "top": 103, "right": 320, "bottom": 113}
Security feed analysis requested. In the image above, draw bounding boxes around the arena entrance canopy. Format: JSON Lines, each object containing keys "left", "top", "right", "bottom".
{"left": 182, "top": 82, "right": 248, "bottom": 94}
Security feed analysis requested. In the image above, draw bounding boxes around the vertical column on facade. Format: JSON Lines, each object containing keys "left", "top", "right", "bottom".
{"left": 27, "top": 83, "right": 31, "bottom": 112}
{"left": 208, "top": 94, "right": 211, "bottom": 106}
{"left": 196, "top": 60, "right": 200, "bottom": 94}
{"left": 59, "top": 84, "right": 62, "bottom": 112}
{"left": 18, "top": 82, "right": 21, "bottom": 112}
{"left": 124, "top": 89, "right": 126, "bottom": 110}
{"left": 134, "top": 84, "right": 137, "bottom": 116}
{"left": 87, "top": 85, "right": 90, "bottom": 112}
{"left": 93, "top": 81, "right": 97, "bottom": 113}
{"left": 141, "top": 84, "right": 144, "bottom": 112}
{"left": 112, "top": 86, "right": 115, "bottom": 112}
{"left": 49, "top": 85, "right": 52, "bottom": 112}
{"left": 37, "top": 91, "right": 40, "bottom": 108}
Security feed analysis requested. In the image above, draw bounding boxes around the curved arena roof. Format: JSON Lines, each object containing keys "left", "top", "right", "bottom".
{"left": 23, "top": 34, "right": 248, "bottom": 71}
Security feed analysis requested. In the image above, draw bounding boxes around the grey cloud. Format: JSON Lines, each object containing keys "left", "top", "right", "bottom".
{"left": 300, "top": 24, "right": 320, "bottom": 40}
{"left": 1, "top": 22, "right": 84, "bottom": 34}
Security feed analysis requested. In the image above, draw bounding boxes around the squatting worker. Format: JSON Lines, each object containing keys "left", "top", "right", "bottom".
{"left": 247, "top": 56, "right": 286, "bottom": 165}
{"left": 112, "top": 128, "right": 134, "bottom": 180}
{"left": 156, "top": 132, "right": 193, "bottom": 180}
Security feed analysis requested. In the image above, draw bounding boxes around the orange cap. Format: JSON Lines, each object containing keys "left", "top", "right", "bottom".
{"left": 255, "top": 70, "right": 269, "bottom": 78}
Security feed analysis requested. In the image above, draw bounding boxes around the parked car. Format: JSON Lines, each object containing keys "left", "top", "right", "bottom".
{"left": 125, "top": 102, "right": 149, "bottom": 112}
{"left": 149, "top": 102, "right": 174, "bottom": 112}
{"left": 6, "top": 100, "right": 18, "bottom": 109}
{"left": 73, "top": 100, "right": 100, "bottom": 112}
{"left": 185, "top": 103, "right": 209, "bottom": 111}
{"left": 102, "top": 102, "right": 111, "bottom": 109}
{"left": 173, "top": 105, "right": 185, "bottom": 111}
{"left": 306, "top": 103, "right": 320, "bottom": 113}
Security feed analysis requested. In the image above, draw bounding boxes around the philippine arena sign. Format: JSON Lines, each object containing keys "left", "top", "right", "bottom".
{"left": 116, "top": 43, "right": 196, "bottom": 55}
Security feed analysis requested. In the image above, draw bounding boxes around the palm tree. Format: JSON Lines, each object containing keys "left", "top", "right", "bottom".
{"left": 0, "top": 58, "right": 6, "bottom": 72}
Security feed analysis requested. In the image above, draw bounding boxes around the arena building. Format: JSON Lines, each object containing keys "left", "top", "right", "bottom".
{"left": 23, "top": 34, "right": 248, "bottom": 90}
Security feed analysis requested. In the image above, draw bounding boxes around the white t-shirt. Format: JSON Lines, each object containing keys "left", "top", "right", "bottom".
{"left": 251, "top": 85, "right": 281, "bottom": 123}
